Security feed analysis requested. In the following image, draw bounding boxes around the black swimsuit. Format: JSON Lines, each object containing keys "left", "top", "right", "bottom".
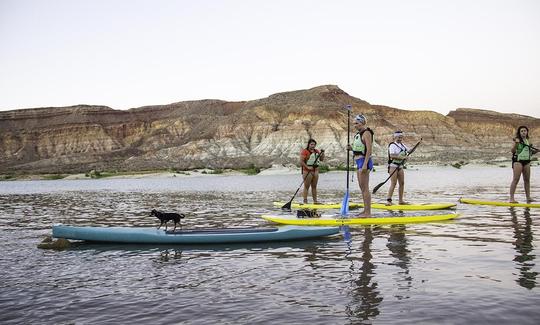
{"left": 512, "top": 158, "right": 531, "bottom": 167}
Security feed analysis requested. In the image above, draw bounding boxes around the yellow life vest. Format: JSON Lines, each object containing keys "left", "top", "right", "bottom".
{"left": 352, "top": 128, "right": 374, "bottom": 155}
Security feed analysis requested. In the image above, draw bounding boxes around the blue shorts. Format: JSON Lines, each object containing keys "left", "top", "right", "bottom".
{"left": 355, "top": 157, "right": 374, "bottom": 171}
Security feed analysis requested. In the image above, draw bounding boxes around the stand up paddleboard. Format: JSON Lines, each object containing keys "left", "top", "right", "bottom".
{"left": 262, "top": 213, "right": 458, "bottom": 226}
{"left": 459, "top": 198, "right": 540, "bottom": 208}
{"left": 52, "top": 225, "right": 340, "bottom": 244}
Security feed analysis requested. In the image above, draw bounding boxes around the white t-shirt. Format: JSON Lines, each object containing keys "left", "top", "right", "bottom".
{"left": 388, "top": 142, "right": 408, "bottom": 156}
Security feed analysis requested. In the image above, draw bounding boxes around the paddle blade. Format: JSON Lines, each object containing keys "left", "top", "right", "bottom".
{"left": 281, "top": 200, "right": 292, "bottom": 211}
{"left": 340, "top": 190, "right": 350, "bottom": 216}
{"left": 372, "top": 182, "right": 384, "bottom": 194}
{"left": 341, "top": 226, "right": 352, "bottom": 242}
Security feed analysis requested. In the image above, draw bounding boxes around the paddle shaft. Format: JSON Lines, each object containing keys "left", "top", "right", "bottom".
{"left": 372, "top": 138, "right": 422, "bottom": 194}
{"left": 346, "top": 108, "right": 350, "bottom": 192}
{"left": 340, "top": 106, "right": 352, "bottom": 217}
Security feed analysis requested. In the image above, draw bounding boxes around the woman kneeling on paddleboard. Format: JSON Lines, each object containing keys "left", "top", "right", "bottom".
{"left": 510, "top": 126, "right": 539, "bottom": 203}
{"left": 300, "top": 139, "right": 325, "bottom": 204}
{"left": 386, "top": 130, "right": 414, "bottom": 206}
{"left": 348, "top": 114, "right": 373, "bottom": 217}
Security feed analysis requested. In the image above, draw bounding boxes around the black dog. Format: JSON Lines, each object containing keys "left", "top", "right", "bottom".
{"left": 150, "top": 209, "right": 185, "bottom": 231}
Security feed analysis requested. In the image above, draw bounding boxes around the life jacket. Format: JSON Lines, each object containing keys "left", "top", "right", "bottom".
{"left": 388, "top": 142, "right": 408, "bottom": 165}
{"left": 305, "top": 149, "right": 321, "bottom": 166}
{"left": 515, "top": 139, "right": 531, "bottom": 161}
{"left": 352, "top": 128, "right": 374, "bottom": 156}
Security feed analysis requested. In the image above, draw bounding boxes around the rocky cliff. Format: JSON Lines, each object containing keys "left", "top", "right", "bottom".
{"left": 1, "top": 85, "right": 538, "bottom": 174}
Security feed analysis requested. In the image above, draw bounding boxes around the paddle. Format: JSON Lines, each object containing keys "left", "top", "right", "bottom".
{"left": 339, "top": 105, "right": 352, "bottom": 241}
{"left": 281, "top": 149, "right": 323, "bottom": 210}
{"left": 372, "top": 138, "right": 422, "bottom": 194}
{"left": 340, "top": 105, "right": 352, "bottom": 217}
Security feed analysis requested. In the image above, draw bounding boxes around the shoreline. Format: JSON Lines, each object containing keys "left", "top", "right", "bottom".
{"left": 1, "top": 161, "right": 537, "bottom": 181}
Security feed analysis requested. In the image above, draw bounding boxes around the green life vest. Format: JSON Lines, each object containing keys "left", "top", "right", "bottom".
{"left": 306, "top": 151, "right": 321, "bottom": 166}
{"left": 517, "top": 139, "right": 531, "bottom": 161}
{"left": 352, "top": 128, "right": 374, "bottom": 155}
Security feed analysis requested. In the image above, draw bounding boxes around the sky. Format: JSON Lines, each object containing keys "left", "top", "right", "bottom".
{"left": 1, "top": 0, "right": 539, "bottom": 117}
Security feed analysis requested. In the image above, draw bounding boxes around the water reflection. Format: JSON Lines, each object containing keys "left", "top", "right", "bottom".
{"left": 386, "top": 225, "right": 412, "bottom": 298}
{"left": 67, "top": 239, "right": 341, "bottom": 262}
{"left": 346, "top": 227, "right": 383, "bottom": 322}
{"left": 344, "top": 225, "right": 413, "bottom": 323}
{"left": 158, "top": 249, "right": 183, "bottom": 263}
{"left": 509, "top": 208, "right": 537, "bottom": 289}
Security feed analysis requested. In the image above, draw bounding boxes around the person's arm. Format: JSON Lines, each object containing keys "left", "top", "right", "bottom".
{"left": 511, "top": 138, "right": 519, "bottom": 154}
{"left": 300, "top": 151, "right": 310, "bottom": 171}
{"left": 319, "top": 149, "right": 325, "bottom": 161}
{"left": 531, "top": 143, "right": 539, "bottom": 155}
{"left": 362, "top": 132, "right": 373, "bottom": 170}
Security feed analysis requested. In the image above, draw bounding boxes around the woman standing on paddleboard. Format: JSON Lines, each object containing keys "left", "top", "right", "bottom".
{"left": 349, "top": 114, "right": 374, "bottom": 217}
{"left": 510, "top": 126, "right": 538, "bottom": 203}
{"left": 300, "top": 139, "right": 325, "bottom": 204}
{"left": 386, "top": 130, "right": 413, "bottom": 206}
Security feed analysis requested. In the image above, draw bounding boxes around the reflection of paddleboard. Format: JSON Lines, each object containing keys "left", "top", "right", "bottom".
{"left": 262, "top": 213, "right": 458, "bottom": 226}
{"left": 52, "top": 225, "right": 339, "bottom": 244}
{"left": 273, "top": 201, "right": 456, "bottom": 211}
{"left": 459, "top": 198, "right": 540, "bottom": 208}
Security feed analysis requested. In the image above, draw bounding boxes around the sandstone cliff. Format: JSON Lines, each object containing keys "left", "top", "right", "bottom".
{"left": 1, "top": 85, "right": 538, "bottom": 174}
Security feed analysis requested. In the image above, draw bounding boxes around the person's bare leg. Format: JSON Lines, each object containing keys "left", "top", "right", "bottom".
{"left": 397, "top": 169, "right": 407, "bottom": 204}
{"left": 386, "top": 167, "right": 398, "bottom": 205}
{"left": 523, "top": 164, "right": 532, "bottom": 202}
{"left": 312, "top": 172, "right": 319, "bottom": 203}
{"left": 510, "top": 163, "right": 522, "bottom": 203}
{"left": 302, "top": 172, "right": 313, "bottom": 203}
{"left": 358, "top": 169, "right": 371, "bottom": 217}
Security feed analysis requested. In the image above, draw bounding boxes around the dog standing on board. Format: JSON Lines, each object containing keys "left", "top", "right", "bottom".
{"left": 150, "top": 209, "right": 185, "bottom": 231}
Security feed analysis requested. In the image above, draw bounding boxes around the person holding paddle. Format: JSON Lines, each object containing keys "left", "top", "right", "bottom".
{"left": 348, "top": 114, "right": 374, "bottom": 217}
{"left": 510, "top": 126, "right": 539, "bottom": 203}
{"left": 300, "top": 139, "right": 325, "bottom": 204}
{"left": 385, "top": 130, "right": 416, "bottom": 206}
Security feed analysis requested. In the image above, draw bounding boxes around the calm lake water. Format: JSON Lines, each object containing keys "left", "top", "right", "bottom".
{"left": 1, "top": 166, "right": 539, "bottom": 324}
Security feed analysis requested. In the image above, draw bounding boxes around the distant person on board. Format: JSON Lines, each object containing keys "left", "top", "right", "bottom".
{"left": 386, "top": 130, "right": 416, "bottom": 206}
{"left": 347, "top": 114, "right": 374, "bottom": 217}
{"left": 510, "top": 126, "right": 538, "bottom": 203}
{"left": 300, "top": 139, "right": 325, "bottom": 204}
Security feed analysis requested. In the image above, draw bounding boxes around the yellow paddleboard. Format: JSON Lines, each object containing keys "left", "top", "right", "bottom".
{"left": 262, "top": 213, "right": 459, "bottom": 226}
{"left": 459, "top": 198, "right": 540, "bottom": 208}
{"left": 273, "top": 201, "right": 456, "bottom": 211}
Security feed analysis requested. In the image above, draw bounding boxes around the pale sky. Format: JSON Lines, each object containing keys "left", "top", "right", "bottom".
{"left": 1, "top": 0, "right": 539, "bottom": 117}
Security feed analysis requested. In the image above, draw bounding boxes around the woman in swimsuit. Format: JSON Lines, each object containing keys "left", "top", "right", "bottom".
{"left": 510, "top": 126, "right": 538, "bottom": 203}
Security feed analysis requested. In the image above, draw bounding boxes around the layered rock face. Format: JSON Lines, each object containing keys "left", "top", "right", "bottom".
{"left": 0, "top": 85, "right": 538, "bottom": 174}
